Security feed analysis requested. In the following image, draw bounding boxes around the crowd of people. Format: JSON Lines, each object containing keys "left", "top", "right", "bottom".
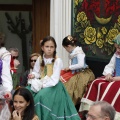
{"left": 0, "top": 32, "right": 120, "bottom": 120}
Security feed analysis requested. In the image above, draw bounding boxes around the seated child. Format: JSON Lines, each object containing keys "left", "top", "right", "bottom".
{"left": 60, "top": 35, "right": 95, "bottom": 105}
{"left": 79, "top": 34, "right": 120, "bottom": 120}
{"left": 27, "top": 36, "right": 81, "bottom": 120}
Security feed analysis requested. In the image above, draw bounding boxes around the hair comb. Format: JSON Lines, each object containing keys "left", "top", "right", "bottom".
{"left": 67, "top": 35, "right": 73, "bottom": 41}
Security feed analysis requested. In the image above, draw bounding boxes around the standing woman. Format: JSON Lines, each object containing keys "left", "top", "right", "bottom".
{"left": 20, "top": 53, "right": 40, "bottom": 87}
{"left": 10, "top": 87, "right": 39, "bottom": 120}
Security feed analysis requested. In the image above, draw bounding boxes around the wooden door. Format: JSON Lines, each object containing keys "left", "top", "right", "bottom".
{"left": 32, "top": 0, "right": 50, "bottom": 53}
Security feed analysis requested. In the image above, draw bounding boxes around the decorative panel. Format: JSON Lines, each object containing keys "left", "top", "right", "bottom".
{"left": 72, "top": 0, "right": 120, "bottom": 62}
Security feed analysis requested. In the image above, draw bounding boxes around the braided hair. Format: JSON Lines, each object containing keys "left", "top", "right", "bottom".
{"left": 40, "top": 36, "right": 57, "bottom": 67}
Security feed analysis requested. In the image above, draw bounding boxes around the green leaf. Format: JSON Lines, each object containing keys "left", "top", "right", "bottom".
{"left": 79, "top": 33, "right": 84, "bottom": 38}
{"left": 75, "top": 21, "right": 79, "bottom": 26}
{"left": 114, "top": 23, "right": 118, "bottom": 29}
{"left": 75, "top": 26, "right": 82, "bottom": 32}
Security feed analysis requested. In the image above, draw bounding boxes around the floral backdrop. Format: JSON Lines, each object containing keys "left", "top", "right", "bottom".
{"left": 73, "top": 0, "right": 120, "bottom": 61}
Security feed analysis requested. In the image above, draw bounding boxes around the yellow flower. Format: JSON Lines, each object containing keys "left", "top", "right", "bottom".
{"left": 77, "top": 12, "right": 87, "bottom": 22}
{"left": 84, "top": 27, "right": 96, "bottom": 44}
{"left": 74, "top": 0, "right": 79, "bottom": 6}
{"left": 96, "top": 39, "right": 104, "bottom": 48}
{"left": 101, "top": 27, "right": 107, "bottom": 35}
{"left": 106, "top": 29, "right": 119, "bottom": 45}
{"left": 74, "top": 0, "right": 83, "bottom": 6}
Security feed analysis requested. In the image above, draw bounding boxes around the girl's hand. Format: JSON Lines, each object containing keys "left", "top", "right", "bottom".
{"left": 105, "top": 74, "right": 113, "bottom": 82}
{"left": 12, "top": 110, "right": 22, "bottom": 120}
{"left": 28, "top": 74, "right": 35, "bottom": 79}
{"left": 64, "top": 67, "right": 70, "bottom": 71}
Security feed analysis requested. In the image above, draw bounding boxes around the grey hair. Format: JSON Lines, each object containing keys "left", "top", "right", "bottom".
{"left": 92, "top": 101, "right": 116, "bottom": 120}
{"left": 8, "top": 47, "right": 19, "bottom": 53}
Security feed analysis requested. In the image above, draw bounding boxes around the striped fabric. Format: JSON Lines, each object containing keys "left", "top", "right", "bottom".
{"left": 80, "top": 77, "right": 120, "bottom": 119}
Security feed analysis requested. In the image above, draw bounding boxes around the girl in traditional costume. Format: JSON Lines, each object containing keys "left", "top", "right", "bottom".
{"left": 60, "top": 35, "right": 95, "bottom": 105}
{"left": 27, "top": 36, "right": 81, "bottom": 120}
{"left": 79, "top": 34, "right": 120, "bottom": 120}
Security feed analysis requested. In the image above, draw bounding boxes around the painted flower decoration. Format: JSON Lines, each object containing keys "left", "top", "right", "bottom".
{"left": 77, "top": 11, "right": 87, "bottom": 22}
{"left": 73, "top": 0, "right": 120, "bottom": 58}
{"left": 84, "top": 27, "right": 96, "bottom": 44}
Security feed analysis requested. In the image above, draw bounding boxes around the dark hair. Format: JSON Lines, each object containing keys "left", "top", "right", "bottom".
{"left": 12, "top": 87, "right": 35, "bottom": 120}
{"left": 40, "top": 36, "right": 57, "bottom": 67}
{"left": 0, "top": 32, "right": 5, "bottom": 48}
{"left": 62, "top": 35, "right": 77, "bottom": 47}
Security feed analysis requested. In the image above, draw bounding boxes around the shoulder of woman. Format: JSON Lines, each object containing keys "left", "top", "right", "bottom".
{"left": 32, "top": 115, "right": 39, "bottom": 120}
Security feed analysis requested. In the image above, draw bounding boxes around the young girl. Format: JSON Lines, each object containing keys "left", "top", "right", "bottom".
{"left": 60, "top": 35, "right": 95, "bottom": 105}
{"left": 27, "top": 36, "right": 81, "bottom": 120}
{"left": 79, "top": 34, "right": 120, "bottom": 120}
{"left": 10, "top": 87, "right": 39, "bottom": 120}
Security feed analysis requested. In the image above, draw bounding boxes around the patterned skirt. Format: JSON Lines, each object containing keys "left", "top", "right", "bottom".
{"left": 79, "top": 77, "right": 120, "bottom": 120}
{"left": 27, "top": 82, "right": 81, "bottom": 120}
{"left": 63, "top": 68, "right": 95, "bottom": 105}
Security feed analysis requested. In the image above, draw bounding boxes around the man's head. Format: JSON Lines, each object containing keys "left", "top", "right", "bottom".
{"left": 9, "top": 47, "right": 19, "bottom": 59}
{"left": 86, "top": 101, "right": 116, "bottom": 120}
{"left": 9, "top": 47, "right": 20, "bottom": 69}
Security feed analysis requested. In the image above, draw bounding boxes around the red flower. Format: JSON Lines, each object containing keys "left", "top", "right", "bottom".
{"left": 79, "top": 0, "right": 120, "bottom": 24}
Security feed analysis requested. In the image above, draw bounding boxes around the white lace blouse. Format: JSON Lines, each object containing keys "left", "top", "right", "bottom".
{"left": 32, "top": 56, "right": 63, "bottom": 88}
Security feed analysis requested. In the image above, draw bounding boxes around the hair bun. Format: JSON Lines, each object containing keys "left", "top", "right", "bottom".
{"left": 67, "top": 35, "right": 73, "bottom": 41}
